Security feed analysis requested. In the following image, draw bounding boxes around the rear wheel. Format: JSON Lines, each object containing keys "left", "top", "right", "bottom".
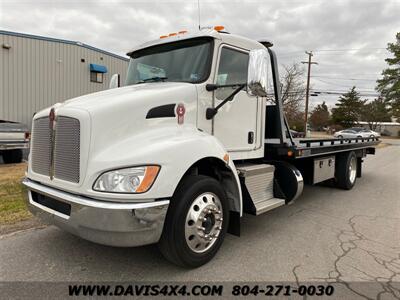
{"left": 2, "top": 149, "right": 23, "bottom": 164}
{"left": 335, "top": 151, "right": 357, "bottom": 190}
{"left": 337, "top": 135, "right": 343, "bottom": 139}
{"left": 158, "top": 175, "right": 229, "bottom": 268}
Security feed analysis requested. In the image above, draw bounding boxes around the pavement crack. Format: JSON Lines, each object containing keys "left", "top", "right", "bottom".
{"left": 292, "top": 264, "right": 301, "bottom": 287}
{"left": 320, "top": 214, "right": 400, "bottom": 299}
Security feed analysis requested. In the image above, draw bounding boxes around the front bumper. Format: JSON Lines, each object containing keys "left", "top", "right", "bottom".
{"left": 0, "top": 140, "right": 29, "bottom": 150}
{"left": 22, "top": 178, "right": 169, "bottom": 247}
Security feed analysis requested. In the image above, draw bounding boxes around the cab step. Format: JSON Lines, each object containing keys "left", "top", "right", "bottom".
{"left": 252, "top": 197, "right": 285, "bottom": 215}
{"left": 237, "top": 163, "right": 285, "bottom": 215}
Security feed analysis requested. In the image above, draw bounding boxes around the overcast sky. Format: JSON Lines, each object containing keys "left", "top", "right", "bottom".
{"left": 1, "top": 0, "right": 399, "bottom": 108}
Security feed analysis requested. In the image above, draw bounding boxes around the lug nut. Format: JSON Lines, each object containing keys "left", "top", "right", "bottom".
{"left": 197, "top": 226, "right": 205, "bottom": 231}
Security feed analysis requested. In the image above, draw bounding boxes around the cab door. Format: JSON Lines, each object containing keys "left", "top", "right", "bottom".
{"left": 212, "top": 45, "right": 259, "bottom": 152}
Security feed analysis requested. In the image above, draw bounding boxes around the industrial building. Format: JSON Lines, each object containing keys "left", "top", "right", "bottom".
{"left": 0, "top": 30, "right": 129, "bottom": 128}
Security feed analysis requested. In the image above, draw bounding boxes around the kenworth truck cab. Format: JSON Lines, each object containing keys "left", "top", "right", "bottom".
{"left": 23, "top": 27, "right": 379, "bottom": 267}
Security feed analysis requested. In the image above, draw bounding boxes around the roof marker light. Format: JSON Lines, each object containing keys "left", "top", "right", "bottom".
{"left": 160, "top": 35, "right": 168, "bottom": 39}
{"left": 178, "top": 30, "right": 188, "bottom": 34}
{"left": 168, "top": 32, "right": 177, "bottom": 37}
{"left": 214, "top": 25, "right": 225, "bottom": 31}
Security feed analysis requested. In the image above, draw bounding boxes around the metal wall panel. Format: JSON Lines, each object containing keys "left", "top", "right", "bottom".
{"left": 0, "top": 32, "right": 129, "bottom": 128}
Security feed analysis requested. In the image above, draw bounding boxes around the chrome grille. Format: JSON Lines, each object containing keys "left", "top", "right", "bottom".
{"left": 54, "top": 117, "right": 80, "bottom": 183}
{"left": 31, "top": 117, "right": 51, "bottom": 176}
{"left": 31, "top": 116, "right": 80, "bottom": 183}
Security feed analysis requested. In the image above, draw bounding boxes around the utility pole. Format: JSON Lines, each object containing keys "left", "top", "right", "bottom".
{"left": 301, "top": 51, "right": 318, "bottom": 136}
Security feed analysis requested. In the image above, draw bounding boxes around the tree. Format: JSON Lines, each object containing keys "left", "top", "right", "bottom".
{"left": 331, "top": 87, "right": 365, "bottom": 128}
{"left": 265, "top": 63, "right": 307, "bottom": 131}
{"left": 309, "top": 101, "right": 330, "bottom": 130}
{"left": 361, "top": 97, "right": 391, "bottom": 130}
{"left": 376, "top": 32, "right": 400, "bottom": 118}
{"left": 275, "top": 64, "right": 306, "bottom": 130}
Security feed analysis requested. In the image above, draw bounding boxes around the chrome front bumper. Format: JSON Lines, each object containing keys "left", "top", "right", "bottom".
{"left": 22, "top": 178, "right": 169, "bottom": 247}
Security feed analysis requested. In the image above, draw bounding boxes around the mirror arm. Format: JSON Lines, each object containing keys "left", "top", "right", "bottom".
{"left": 206, "top": 84, "right": 246, "bottom": 120}
{"left": 206, "top": 83, "right": 246, "bottom": 91}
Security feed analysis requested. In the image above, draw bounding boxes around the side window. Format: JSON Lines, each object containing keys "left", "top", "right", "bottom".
{"left": 90, "top": 71, "right": 103, "bottom": 83}
{"left": 216, "top": 47, "right": 249, "bottom": 100}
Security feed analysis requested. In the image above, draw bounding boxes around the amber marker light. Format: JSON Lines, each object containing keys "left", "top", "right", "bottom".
{"left": 136, "top": 166, "right": 161, "bottom": 193}
{"left": 214, "top": 25, "right": 225, "bottom": 31}
{"left": 223, "top": 153, "right": 230, "bottom": 163}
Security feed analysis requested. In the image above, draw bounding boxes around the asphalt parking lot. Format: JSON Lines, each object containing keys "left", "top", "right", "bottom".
{"left": 1, "top": 140, "right": 399, "bottom": 297}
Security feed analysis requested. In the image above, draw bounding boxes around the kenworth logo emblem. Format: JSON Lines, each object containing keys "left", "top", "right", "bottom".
{"left": 49, "top": 108, "right": 56, "bottom": 129}
{"left": 176, "top": 103, "right": 185, "bottom": 125}
{"left": 49, "top": 107, "right": 56, "bottom": 179}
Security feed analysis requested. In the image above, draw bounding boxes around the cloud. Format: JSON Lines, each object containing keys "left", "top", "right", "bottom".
{"left": 1, "top": 0, "right": 399, "bottom": 107}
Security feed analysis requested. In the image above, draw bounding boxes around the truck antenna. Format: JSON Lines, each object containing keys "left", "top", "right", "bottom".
{"left": 197, "top": 0, "right": 201, "bottom": 30}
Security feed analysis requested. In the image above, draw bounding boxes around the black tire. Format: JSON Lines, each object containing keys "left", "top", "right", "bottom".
{"left": 158, "top": 175, "right": 229, "bottom": 268}
{"left": 337, "top": 135, "right": 343, "bottom": 139}
{"left": 335, "top": 151, "right": 357, "bottom": 190}
{"left": 2, "top": 149, "right": 23, "bottom": 164}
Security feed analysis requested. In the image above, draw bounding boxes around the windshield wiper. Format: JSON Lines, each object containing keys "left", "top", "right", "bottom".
{"left": 137, "top": 76, "right": 168, "bottom": 83}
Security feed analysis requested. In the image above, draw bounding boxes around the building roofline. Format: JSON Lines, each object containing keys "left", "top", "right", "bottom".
{"left": 0, "top": 30, "right": 129, "bottom": 61}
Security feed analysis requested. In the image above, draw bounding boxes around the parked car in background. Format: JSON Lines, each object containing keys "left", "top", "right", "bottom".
{"left": 334, "top": 129, "right": 380, "bottom": 139}
{"left": 290, "top": 129, "right": 305, "bottom": 138}
{"left": 0, "top": 120, "right": 30, "bottom": 163}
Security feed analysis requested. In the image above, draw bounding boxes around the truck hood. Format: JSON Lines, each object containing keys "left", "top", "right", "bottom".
{"left": 29, "top": 81, "right": 199, "bottom": 190}
{"left": 61, "top": 82, "right": 197, "bottom": 113}
{"left": 58, "top": 82, "right": 199, "bottom": 154}
{"left": 64, "top": 82, "right": 197, "bottom": 175}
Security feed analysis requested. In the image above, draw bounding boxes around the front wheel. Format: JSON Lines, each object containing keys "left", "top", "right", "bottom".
{"left": 158, "top": 175, "right": 229, "bottom": 268}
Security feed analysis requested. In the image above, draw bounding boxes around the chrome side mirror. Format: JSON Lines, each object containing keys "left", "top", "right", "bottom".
{"left": 109, "top": 73, "right": 121, "bottom": 89}
{"left": 247, "top": 49, "right": 269, "bottom": 97}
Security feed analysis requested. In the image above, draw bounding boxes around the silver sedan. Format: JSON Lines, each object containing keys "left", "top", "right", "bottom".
{"left": 334, "top": 129, "right": 380, "bottom": 139}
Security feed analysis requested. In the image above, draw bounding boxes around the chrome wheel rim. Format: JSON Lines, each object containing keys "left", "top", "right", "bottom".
{"left": 349, "top": 156, "right": 357, "bottom": 184}
{"left": 184, "top": 192, "right": 223, "bottom": 253}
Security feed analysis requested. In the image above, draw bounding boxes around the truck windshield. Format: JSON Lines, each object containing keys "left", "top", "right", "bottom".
{"left": 125, "top": 37, "right": 213, "bottom": 85}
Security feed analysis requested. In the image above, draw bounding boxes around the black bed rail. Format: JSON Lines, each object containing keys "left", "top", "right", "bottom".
{"left": 264, "top": 136, "right": 380, "bottom": 159}
{"left": 298, "top": 136, "right": 380, "bottom": 148}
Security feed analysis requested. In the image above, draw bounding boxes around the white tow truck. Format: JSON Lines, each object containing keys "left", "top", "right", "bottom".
{"left": 23, "top": 27, "right": 379, "bottom": 267}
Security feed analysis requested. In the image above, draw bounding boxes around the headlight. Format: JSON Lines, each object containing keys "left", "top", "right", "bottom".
{"left": 93, "top": 166, "right": 160, "bottom": 193}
